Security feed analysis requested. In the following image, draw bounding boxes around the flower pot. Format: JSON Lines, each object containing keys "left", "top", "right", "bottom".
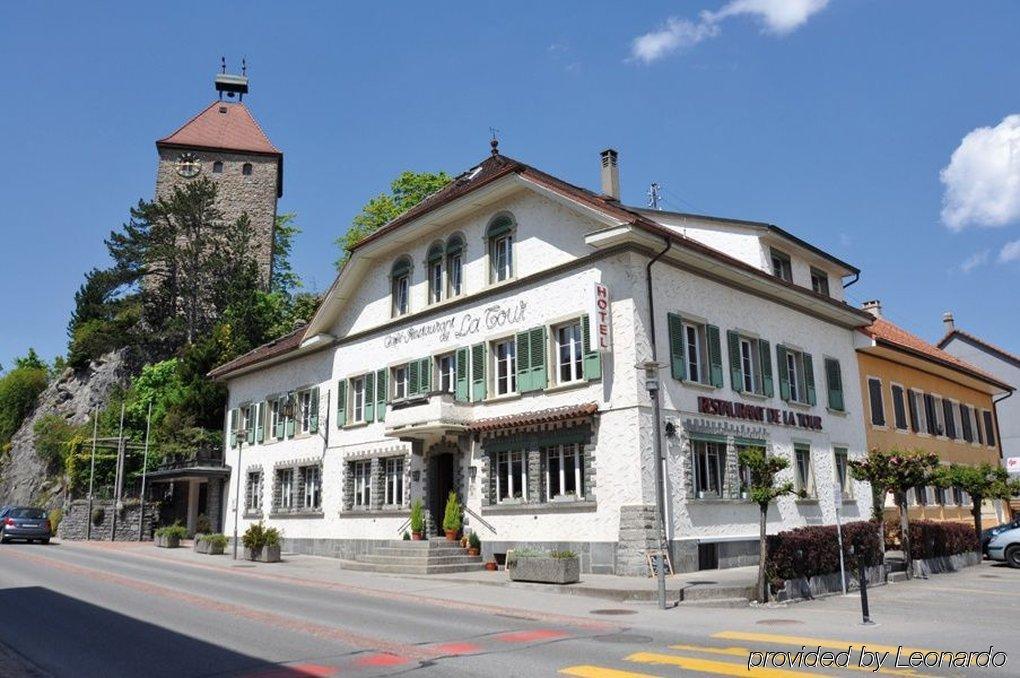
{"left": 444, "top": 529, "right": 458, "bottom": 541}
{"left": 411, "top": 531, "right": 424, "bottom": 541}
{"left": 155, "top": 534, "right": 180, "bottom": 549}
{"left": 484, "top": 561, "right": 498, "bottom": 571}
{"left": 467, "top": 547, "right": 480, "bottom": 557}
{"left": 192, "top": 533, "right": 208, "bottom": 551}
{"left": 243, "top": 544, "right": 281, "bottom": 563}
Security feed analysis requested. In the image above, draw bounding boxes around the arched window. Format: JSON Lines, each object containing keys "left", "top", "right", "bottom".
{"left": 212, "top": 161, "right": 224, "bottom": 173}
{"left": 487, "top": 214, "right": 515, "bottom": 283}
{"left": 445, "top": 234, "right": 465, "bottom": 297}
{"left": 242, "top": 163, "right": 253, "bottom": 176}
{"left": 391, "top": 256, "right": 412, "bottom": 317}
{"left": 426, "top": 242, "right": 444, "bottom": 304}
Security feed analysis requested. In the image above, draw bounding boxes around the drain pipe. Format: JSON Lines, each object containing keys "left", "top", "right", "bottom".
{"left": 992, "top": 390, "right": 1013, "bottom": 460}
{"left": 644, "top": 235, "right": 672, "bottom": 610}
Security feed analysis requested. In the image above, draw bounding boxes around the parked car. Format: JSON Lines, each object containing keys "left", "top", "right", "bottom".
{"left": 983, "top": 517, "right": 1020, "bottom": 555}
{"left": 0, "top": 507, "right": 52, "bottom": 544}
{"left": 986, "top": 525, "right": 1020, "bottom": 568}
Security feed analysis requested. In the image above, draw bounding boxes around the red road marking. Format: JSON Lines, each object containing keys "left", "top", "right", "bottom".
{"left": 431, "top": 641, "right": 482, "bottom": 655}
{"left": 495, "top": 629, "right": 569, "bottom": 643}
{"left": 355, "top": 653, "right": 411, "bottom": 667}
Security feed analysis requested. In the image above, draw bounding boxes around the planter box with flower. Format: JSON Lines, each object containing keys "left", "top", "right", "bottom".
{"left": 195, "top": 533, "right": 228, "bottom": 556}
{"left": 507, "top": 548, "right": 580, "bottom": 584}
{"left": 242, "top": 522, "right": 282, "bottom": 563}
{"left": 154, "top": 522, "right": 187, "bottom": 548}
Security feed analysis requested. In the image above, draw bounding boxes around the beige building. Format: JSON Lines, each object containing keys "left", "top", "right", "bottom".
{"left": 855, "top": 301, "right": 1013, "bottom": 528}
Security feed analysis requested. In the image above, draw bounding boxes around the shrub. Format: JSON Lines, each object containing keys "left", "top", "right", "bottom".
{"left": 48, "top": 508, "right": 62, "bottom": 534}
{"left": 195, "top": 513, "right": 212, "bottom": 534}
{"left": 33, "top": 414, "right": 82, "bottom": 468}
{"left": 91, "top": 507, "right": 105, "bottom": 525}
{"left": 442, "top": 491, "right": 461, "bottom": 532}
{"left": 767, "top": 521, "right": 882, "bottom": 582}
{"left": 200, "top": 533, "right": 229, "bottom": 548}
{"left": 468, "top": 531, "right": 481, "bottom": 549}
{"left": 242, "top": 522, "right": 281, "bottom": 550}
{"left": 402, "top": 530, "right": 411, "bottom": 541}
{"left": 155, "top": 522, "right": 188, "bottom": 539}
{"left": 0, "top": 366, "right": 48, "bottom": 445}
{"left": 549, "top": 549, "right": 576, "bottom": 559}
{"left": 902, "top": 520, "right": 979, "bottom": 559}
{"left": 409, "top": 498, "right": 424, "bottom": 533}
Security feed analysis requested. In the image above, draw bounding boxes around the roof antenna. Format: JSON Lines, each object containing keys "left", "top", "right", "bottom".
{"left": 648, "top": 182, "right": 662, "bottom": 210}
{"left": 489, "top": 127, "right": 500, "bottom": 156}
{"left": 219, "top": 57, "right": 227, "bottom": 99}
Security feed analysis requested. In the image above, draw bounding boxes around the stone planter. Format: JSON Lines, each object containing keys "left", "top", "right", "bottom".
{"left": 155, "top": 534, "right": 180, "bottom": 549}
{"left": 911, "top": 550, "right": 981, "bottom": 577}
{"left": 195, "top": 539, "right": 225, "bottom": 556}
{"left": 774, "top": 564, "right": 886, "bottom": 602}
{"left": 244, "top": 544, "right": 281, "bottom": 563}
{"left": 508, "top": 555, "right": 580, "bottom": 584}
{"left": 192, "top": 533, "right": 208, "bottom": 551}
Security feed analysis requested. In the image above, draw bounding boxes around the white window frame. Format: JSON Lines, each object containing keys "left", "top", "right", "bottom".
{"left": 392, "top": 365, "right": 408, "bottom": 401}
{"left": 833, "top": 447, "right": 851, "bottom": 498}
{"left": 384, "top": 457, "right": 404, "bottom": 506}
{"left": 437, "top": 354, "right": 456, "bottom": 393}
{"left": 545, "top": 443, "right": 583, "bottom": 501}
{"left": 352, "top": 460, "right": 371, "bottom": 508}
{"left": 297, "top": 389, "right": 313, "bottom": 434}
{"left": 740, "top": 337, "right": 757, "bottom": 393}
{"left": 302, "top": 466, "right": 321, "bottom": 510}
{"left": 269, "top": 399, "right": 282, "bottom": 440}
{"left": 493, "top": 337, "right": 517, "bottom": 396}
{"left": 555, "top": 320, "right": 584, "bottom": 385}
{"left": 794, "top": 444, "right": 814, "bottom": 497}
{"left": 278, "top": 468, "right": 294, "bottom": 510}
{"left": 428, "top": 259, "right": 443, "bottom": 304}
{"left": 692, "top": 439, "right": 725, "bottom": 498}
{"left": 786, "top": 350, "right": 802, "bottom": 403}
{"left": 392, "top": 273, "right": 409, "bottom": 316}
{"left": 911, "top": 390, "right": 927, "bottom": 434}
{"left": 351, "top": 377, "right": 366, "bottom": 423}
{"left": 496, "top": 449, "right": 527, "bottom": 503}
{"left": 246, "top": 471, "right": 262, "bottom": 511}
{"left": 932, "top": 395, "right": 946, "bottom": 437}
{"left": 447, "top": 251, "right": 463, "bottom": 297}
{"left": 490, "top": 233, "right": 513, "bottom": 283}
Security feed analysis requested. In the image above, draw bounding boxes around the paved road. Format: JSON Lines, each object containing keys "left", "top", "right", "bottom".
{"left": 0, "top": 541, "right": 1017, "bottom": 677}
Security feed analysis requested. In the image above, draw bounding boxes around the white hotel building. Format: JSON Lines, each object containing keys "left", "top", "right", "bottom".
{"left": 211, "top": 148, "right": 874, "bottom": 574}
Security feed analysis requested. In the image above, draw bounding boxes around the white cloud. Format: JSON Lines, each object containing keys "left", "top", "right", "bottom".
{"left": 999, "top": 239, "right": 1020, "bottom": 263}
{"left": 630, "top": 0, "right": 829, "bottom": 63}
{"left": 960, "top": 250, "right": 990, "bottom": 273}
{"left": 940, "top": 114, "right": 1020, "bottom": 231}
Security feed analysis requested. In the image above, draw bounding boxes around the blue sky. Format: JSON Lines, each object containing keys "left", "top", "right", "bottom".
{"left": 2, "top": 1, "right": 1018, "bottom": 371}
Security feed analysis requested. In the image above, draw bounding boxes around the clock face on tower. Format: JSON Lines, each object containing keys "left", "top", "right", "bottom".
{"left": 175, "top": 153, "right": 201, "bottom": 178}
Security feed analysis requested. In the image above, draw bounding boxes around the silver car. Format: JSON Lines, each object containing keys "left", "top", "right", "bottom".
{"left": 987, "top": 525, "right": 1020, "bottom": 568}
{"left": 0, "top": 506, "right": 52, "bottom": 544}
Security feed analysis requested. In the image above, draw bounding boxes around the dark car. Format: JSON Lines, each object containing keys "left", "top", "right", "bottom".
{"left": 0, "top": 507, "right": 52, "bottom": 544}
{"left": 982, "top": 517, "right": 1020, "bottom": 555}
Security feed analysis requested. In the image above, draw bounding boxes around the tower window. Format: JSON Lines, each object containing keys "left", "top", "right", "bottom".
{"left": 242, "top": 163, "right": 253, "bottom": 176}
{"left": 212, "top": 161, "right": 223, "bottom": 173}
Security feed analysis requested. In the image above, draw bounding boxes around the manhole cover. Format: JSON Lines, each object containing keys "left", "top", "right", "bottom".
{"left": 756, "top": 619, "right": 804, "bottom": 626}
{"left": 590, "top": 609, "right": 638, "bottom": 616}
{"left": 596, "top": 634, "right": 654, "bottom": 644}
{"left": 980, "top": 575, "right": 1000, "bottom": 579}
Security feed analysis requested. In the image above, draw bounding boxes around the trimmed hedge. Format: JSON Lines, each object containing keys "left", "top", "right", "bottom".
{"left": 897, "top": 520, "right": 979, "bottom": 559}
{"left": 767, "top": 521, "right": 882, "bottom": 581}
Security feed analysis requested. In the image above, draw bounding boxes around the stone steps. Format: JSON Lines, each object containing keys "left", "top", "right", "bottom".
{"left": 357, "top": 554, "right": 483, "bottom": 566}
{"left": 341, "top": 536, "right": 485, "bottom": 575}
{"left": 339, "top": 559, "right": 485, "bottom": 575}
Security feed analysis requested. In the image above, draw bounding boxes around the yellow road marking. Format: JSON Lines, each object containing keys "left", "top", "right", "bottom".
{"left": 669, "top": 644, "right": 935, "bottom": 677}
{"left": 712, "top": 631, "right": 937, "bottom": 657}
{"left": 918, "top": 585, "right": 1020, "bottom": 599}
{"left": 627, "top": 652, "right": 824, "bottom": 677}
{"left": 559, "top": 666, "right": 661, "bottom": 678}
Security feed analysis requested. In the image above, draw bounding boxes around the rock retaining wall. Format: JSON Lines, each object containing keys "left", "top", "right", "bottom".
{"left": 59, "top": 499, "right": 158, "bottom": 541}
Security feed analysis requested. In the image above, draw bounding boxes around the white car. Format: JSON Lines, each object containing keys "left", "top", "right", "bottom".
{"left": 986, "top": 525, "right": 1020, "bottom": 568}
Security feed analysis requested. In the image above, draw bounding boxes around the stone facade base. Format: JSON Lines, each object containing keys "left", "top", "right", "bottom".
{"left": 912, "top": 550, "right": 981, "bottom": 577}
{"left": 671, "top": 538, "right": 759, "bottom": 573}
{"left": 59, "top": 499, "right": 157, "bottom": 542}
{"left": 774, "top": 564, "right": 886, "bottom": 602}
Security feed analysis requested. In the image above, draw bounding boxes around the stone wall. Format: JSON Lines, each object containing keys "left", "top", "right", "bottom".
{"left": 59, "top": 499, "right": 158, "bottom": 542}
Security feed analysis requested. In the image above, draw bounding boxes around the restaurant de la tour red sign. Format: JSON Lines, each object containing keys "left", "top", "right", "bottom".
{"left": 697, "top": 396, "right": 823, "bottom": 432}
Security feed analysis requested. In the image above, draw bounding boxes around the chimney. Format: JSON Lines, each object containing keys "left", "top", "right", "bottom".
{"left": 600, "top": 148, "right": 620, "bottom": 200}
{"left": 943, "top": 312, "right": 955, "bottom": 333}
{"left": 861, "top": 299, "right": 882, "bottom": 318}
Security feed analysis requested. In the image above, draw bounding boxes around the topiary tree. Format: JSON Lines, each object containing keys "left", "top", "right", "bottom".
{"left": 738, "top": 446, "right": 801, "bottom": 603}
{"left": 849, "top": 449, "right": 939, "bottom": 579}
{"left": 936, "top": 463, "right": 1020, "bottom": 545}
{"left": 409, "top": 498, "right": 425, "bottom": 536}
{"left": 442, "top": 491, "right": 462, "bottom": 535}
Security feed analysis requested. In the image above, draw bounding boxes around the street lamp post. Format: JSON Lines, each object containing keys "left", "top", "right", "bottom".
{"left": 232, "top": 425, "right": 247, "bottom": 560}
{"left": 639, "top": 360, "right": 669, "bottom": 610}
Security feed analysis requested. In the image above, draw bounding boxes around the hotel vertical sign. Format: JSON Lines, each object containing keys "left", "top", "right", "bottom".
{"left": 589, "top": 283, "right": 611, "bottom": 353}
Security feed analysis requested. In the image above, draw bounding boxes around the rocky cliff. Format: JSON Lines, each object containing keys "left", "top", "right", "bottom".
{"left": 0, "top": 349, "right": 138, "bottom": 508}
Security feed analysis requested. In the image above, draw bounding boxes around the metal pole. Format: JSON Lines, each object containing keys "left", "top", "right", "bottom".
{"left": 858, "top": 557, "right": 873, "bottom": 624}
{"left": 86, "top": 406, "right": 99, "bottom": 541}
{"left": 110, "top": 402, "right": 125, "bottom": 541}
{"left": 647, "top": 372, "right": 668, "bottom": 610}
{"left": 139, "top": 402, "right": 152, "bottom": 542}
{"left": 835, "top": 498, "right": 847, "bottom": 596}
{"left": 233, "top": 436, "right": 243, "bottom": 560}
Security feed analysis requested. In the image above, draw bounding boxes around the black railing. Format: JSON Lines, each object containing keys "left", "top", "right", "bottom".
{"left": 153, "top": 448, "right": 225, "bottom": 471}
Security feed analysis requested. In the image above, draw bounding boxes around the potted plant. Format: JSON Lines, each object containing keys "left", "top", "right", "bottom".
{"left": 442, "top": 491, "right": 461, "bottom": 541}
{"left": 196, "top": 533, "right": 228, "bottom": 555}
{"left": 242, "top": 522, "right": 282, "bottom": 563}
{"left": 194, "top": 513, "right": 212, "bottom": 541}
{"left": 402, "top": 530, "right": 411, "bottom": 541}
{"left": 409, "top": 498, "right": 425, "bottom": 541}
{"left": 484, "top": 560, "right": 498, "bottom": 571}
{"left": 467, "top": 531, "right": 481, "bottom": 557}
{"left": 154, "top": 522, "right": 187, "bottom": 548}
{"left": 507, "top": 548, "right": 580, "bottom": 584}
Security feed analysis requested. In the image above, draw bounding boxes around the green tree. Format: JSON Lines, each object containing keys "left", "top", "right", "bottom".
{"left": 738, "top": 446, "right": 801, "bottom": 602}
{"left": 0, "top": 365, "right": 49, "bottom": 446}
{"left": 14, "top": 349, "right": 46, "bottom": 371}
{"left": 271, "top": 212, "right": 301, "bottom": 295}
{"left": 335, "top": 170, "right": 450, "bottom": 269}
{"left": 33, "top": 414, "right": 85, "bottom": 469}
{"left": 849, "top": 449, "right": 939, "bottom": 579}
{"left": 936, "top": 463, "right": 1020, "bottom": 544}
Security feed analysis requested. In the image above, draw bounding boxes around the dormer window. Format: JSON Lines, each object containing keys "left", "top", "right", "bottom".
{"left": 446, "top": 234, "right": 464, "bottom": 297}
{"left": 770, "top": 248, "right": 792, "bottom": 283}
{"left": 487, "top": 214, "right": 515, "bottom": 283}
{"left": 427, "top": 242, "right": 444, "bottom": 304}
{"left": 810, "top": 267, "right": 830, "bottom": 296}
{"left": 391, "top": 257, "right": 411, "bottom": 317}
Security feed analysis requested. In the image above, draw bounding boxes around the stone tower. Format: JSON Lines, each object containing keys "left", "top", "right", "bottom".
{"left": 154, "top": 68, "right": 282, "bottom": 286}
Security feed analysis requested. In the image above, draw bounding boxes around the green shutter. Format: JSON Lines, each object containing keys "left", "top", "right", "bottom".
{"left": 309, "top": 388, "right": 320, "bottom": 432}
{"left": 667, "top": 313, "right": 685, "bottom": 380}
{"left": 364, "top": 375, "right": 375, "bottom": 422}
{"left": 418, "top": 357, "right": 432, "bottom": 395}
{"left": 255, "top": 402, "right": 265, "bottom": 443}
{"left": 825, "top": 358, "right": 844, "bottom": 411}
{"left": 515, "top": 330, "right": 532, "bottom": 393}
{"left": 335, "top": 381, "right": 347, "bottom": 427}
{"left": 274, "top": 399, "right": 285, "bottom": 439}
{"left": 471, "top": 343, "right": 487, "bottom": 401}
{"left": 530, "top": 326, "right": 548, "bottom": 390}
{"left": 455, "top": 348, "right": 469, "bottom": 402}
{"left": 376, "top": 368, "right": 387, "bottom": 421}
{"left": 777, "top": 345, "right": 790, "bottom": 402}
{"left": 759, "top": 340, "right": 774, "bottom": 397}
{"left": 243, "top": 406, "right": 254, "bottom": 444}
{"left": 408, "top": 360, "right": 420, "bottom": 396}
{"left": 707, "top": 324, "right": 723, "bottom": 387}
{"left": 228, "top": 408, "right": 238, "bottom": 448}
{"left": 727, "top": 330, "right": 742, "bottom": 393}
{"left": 803, "top": 353, "right": 817, "bottom": 406}
{"left": 581, "top": 315, "right": 602, "bottom": 381}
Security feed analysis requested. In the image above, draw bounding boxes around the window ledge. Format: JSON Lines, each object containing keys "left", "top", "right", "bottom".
{"left": 826, "top": 407, "right": 847, "bottom": 417}
{"left": 785, "top": 400, "right": 814, "bottom": 410}
{"left": 243, "top": 511, "right": 264, "bottom": 520}
{"left": 544, "top": 380, "right": 590, "bottom": 395}
{"left": 268, "top": 510, "right": 324, "bottom": 519}
{"left": 737, "top": 391, "right": 770, "bottom": 401}
{"left": 485, "top": 392, "right": 522, "bottom": 404}
{"left": 343, "top": 508, "right": 411, "bottom": 518}
{"left": 343, "top": 421, "right": 371, "bottom": 430}
{"left": 681, "top": 380, "right": 719, "bottom": 392}
{"left": 690, "top": 497, "right": 753, "bottom": 505}
{"left": 481, "top": 501, "right": 597, "bottom": 516}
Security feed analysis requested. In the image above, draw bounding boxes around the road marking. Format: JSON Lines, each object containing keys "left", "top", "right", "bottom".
{"left": 560, "top": 665, "right": 661, "bottom": 678}
{"left": 496, "top": 629, "right": 569, "bottom": 643}
{"left": 712, "top": 631, "right": 938, "bottom": 657}
{"left": 431, "top": 641, "right": 482, "bottom": 655}
{"left": 669, "top": 644, "right": 935, "bottom": 677}
{"left": 354, "top": 653, "right": 411, "bottom": 667}
{"left": 627, "top": 652, "right": 824, "bottom": 677}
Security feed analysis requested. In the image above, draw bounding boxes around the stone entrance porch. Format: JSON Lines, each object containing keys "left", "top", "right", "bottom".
{"left": 145, "top": 449, "right": 229, "bottom": 536}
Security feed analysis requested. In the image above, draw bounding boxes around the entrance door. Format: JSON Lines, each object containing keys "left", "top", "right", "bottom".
{"left": 429, "top": 453, "right": 455, "bottom": 536}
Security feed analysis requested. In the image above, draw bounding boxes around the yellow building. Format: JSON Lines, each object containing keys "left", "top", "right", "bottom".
{"left": 855, "top": 302, "right": 1013, "bottom": 528}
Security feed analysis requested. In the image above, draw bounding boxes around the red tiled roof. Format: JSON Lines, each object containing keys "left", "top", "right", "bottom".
{"left": 860, "top": 318, "right": 1011, "bottom": 390}
{"left": 208, "top": 326, "right": 306, "bottom": 379}
{"left": 467, "top": 402, "right": 599, "bottom": 433}
{"left": 938, "top": 329, "right": 1020, "bottom": 367}
{"left": 157, "top": 101, "right": 280, "bottom": 155}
